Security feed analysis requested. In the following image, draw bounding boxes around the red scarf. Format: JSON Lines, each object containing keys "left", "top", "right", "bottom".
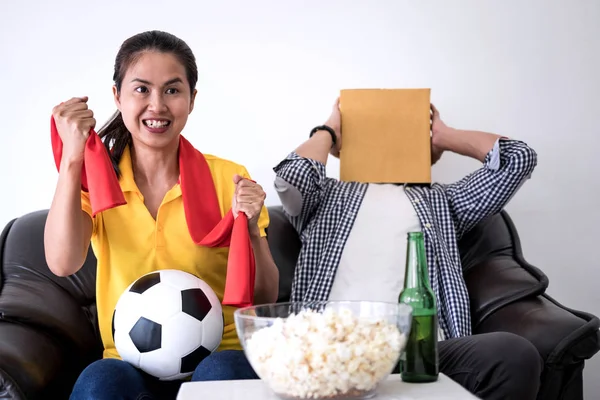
{"left": 50, "top": 116, "right": 255, "bottom": 307}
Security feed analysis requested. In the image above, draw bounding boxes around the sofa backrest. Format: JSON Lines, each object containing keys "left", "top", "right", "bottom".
{"left": 0, "top": 206, "right": 549, "bottom": 339}
{"left": 264, "top": 206, "right": 301, "bottom": 302}
{"left": 457, "top": 210, "right": 549, "bottom": 325}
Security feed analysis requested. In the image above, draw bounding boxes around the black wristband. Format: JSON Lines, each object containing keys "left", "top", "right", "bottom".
{"left": 309, "top": 125, "right": 337, "bottom": 148}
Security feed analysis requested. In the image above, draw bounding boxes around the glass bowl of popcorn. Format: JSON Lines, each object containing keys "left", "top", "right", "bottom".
{"left": 234, "top": 301, "right": 412, "bottom": 400}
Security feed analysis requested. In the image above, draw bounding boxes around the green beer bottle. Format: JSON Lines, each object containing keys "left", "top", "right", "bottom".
{"left": 398, "top": 231, "right": 439, "bottom": 383}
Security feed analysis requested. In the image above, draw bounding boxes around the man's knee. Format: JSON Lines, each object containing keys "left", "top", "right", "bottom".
{"left": 192, "top": 350, "right": 258, "bottom": 381}
{"left": 485, "top": 332, "right": 543, "bottom": 398}
{"left": 490, "top": 332, "right": 543, "bottom": 373}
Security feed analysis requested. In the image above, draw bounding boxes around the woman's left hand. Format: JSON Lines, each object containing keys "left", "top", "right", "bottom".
{"left": 232, "top": 174, "right": 266, "bottom": 236}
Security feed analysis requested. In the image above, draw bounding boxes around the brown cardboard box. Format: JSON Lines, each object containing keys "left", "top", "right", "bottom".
{"left": 339, "top": 88, "right": 432, "bottom": 184}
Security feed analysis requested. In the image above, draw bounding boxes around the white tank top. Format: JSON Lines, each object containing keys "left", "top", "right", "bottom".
{"left": 329, "top": 183, "right": 422, "bottom": 303}
{"left": 328, "top": 183, "right": 445, "bottom": 341}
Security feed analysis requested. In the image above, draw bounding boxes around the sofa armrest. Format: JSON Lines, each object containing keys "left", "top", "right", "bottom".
{"left": 0, "top": 210, "right": 103, "bottom": 398}
{"left": 474, "top": 295, "right": 600, "bottom": 365}
{"left": 0, "top": 321, "right": 74, "bottom": 399}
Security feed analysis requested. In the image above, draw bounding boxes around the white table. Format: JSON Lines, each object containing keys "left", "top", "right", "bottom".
{"left": 177, "top": 374, "right": 479, "bottom": 399}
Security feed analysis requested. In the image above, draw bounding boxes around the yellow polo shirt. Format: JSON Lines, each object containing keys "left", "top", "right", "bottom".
{"left": 81, "top": 145, "right": 269, "bottom": 360}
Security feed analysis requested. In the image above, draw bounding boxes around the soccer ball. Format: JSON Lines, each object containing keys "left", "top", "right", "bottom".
{"left": 112, "top": 269, "right": 224, "bottom": 381}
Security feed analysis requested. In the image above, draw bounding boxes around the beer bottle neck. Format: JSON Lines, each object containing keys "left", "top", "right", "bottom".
{"left": 404, "top": 232, "right": 430, "bottom": 289}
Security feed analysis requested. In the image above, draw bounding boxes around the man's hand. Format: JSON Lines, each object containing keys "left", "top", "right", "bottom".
{"left": 232, "top": 174, "right": 266, "bottom": 237}
{"left": 429, "top": 103, "right": 504, "bottom": 163}
{"left": 430, "top": 103, "right": 450, "bottom": 165}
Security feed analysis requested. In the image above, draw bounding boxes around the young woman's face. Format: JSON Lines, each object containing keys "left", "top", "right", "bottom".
{"left": 114, "top": 51, "right": 196, "bottom": 151}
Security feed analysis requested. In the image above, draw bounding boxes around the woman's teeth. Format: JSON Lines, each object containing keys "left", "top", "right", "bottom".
{"left": 144, "top": 120, "right": 170, "bottom": 128}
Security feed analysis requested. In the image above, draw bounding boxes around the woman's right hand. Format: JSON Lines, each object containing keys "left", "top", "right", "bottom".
{"left": 52, "top": 96, "right": 96, "bottom": 165}
{"left": 325, "top": 97, "right": 342, "bottom": 158}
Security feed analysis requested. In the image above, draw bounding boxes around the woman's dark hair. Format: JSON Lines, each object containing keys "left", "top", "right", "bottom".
{"left": 97, "top": 30, "right": 198, "bottom": 176}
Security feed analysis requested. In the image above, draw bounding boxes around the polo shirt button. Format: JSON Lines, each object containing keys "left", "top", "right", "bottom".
{"left": 157, "top": 225, "right": 163, "bottom": 232}
{"left": 424, "top": 223, "right": 431, "bottom": 228}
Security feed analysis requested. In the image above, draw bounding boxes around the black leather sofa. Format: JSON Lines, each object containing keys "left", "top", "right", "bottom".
{"left": 0, "top": 206, "right": 599, "bottom": 399}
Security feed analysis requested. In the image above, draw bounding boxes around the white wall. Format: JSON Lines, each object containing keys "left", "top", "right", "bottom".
{"left": 1, "top": 0, "right": 599, "bottom": 396}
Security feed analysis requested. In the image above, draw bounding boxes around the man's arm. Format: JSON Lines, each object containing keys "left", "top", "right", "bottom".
{"left": 432, "top": 107, "right": 537, "bottom": 239}
{"left": 435, "top": 128, "right": 504, "bottom": 163}
{"left": 273, "top": 132, "right": 332, "bottom": 236}
{"left": 273, "top": 100, "right": 342, "bottom": 235}
{"left": 295, "top": 129, "right": 335, "bottom": 165}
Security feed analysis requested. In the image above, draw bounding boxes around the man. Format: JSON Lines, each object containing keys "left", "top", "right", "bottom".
{"left": 272, "top": 99, "right": 542, "bottom": 400}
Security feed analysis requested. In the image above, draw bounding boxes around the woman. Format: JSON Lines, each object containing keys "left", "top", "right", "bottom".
{"left": 44, "top": 30, "right": 278, "bottom": 399}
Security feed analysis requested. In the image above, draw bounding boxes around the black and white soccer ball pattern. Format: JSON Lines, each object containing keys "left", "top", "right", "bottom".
{"left": 112, "top": 269, "right": 224, "bottom": 381}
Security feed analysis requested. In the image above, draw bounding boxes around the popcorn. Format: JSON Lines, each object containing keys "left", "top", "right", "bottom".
{"left": 245, "top": 307, "right": 406, "bottom": 399}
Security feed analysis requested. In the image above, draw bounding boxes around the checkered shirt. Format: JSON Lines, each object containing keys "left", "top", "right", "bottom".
{"left": 272, "top": 139, "right": 537, "bottom": 339}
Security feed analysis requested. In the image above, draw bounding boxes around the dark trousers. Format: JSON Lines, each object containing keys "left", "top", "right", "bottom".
{"left": 438, "top": 332, "right": 543, "bottom": 400}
